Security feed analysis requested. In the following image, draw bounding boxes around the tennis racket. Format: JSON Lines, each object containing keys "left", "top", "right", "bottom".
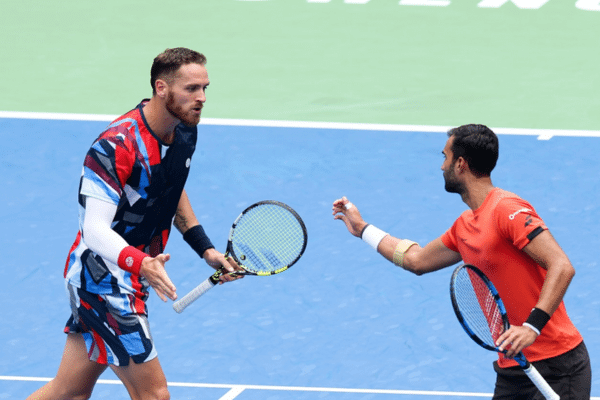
{"left": 173, "top": 200, "right": 308, "bottom": 313}
{"left": 450, "top": 264, "right": 559, "bottom": 400}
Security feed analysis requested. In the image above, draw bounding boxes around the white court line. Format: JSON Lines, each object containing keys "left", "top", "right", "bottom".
{"left": 3, "top": 375, "right": 600, "bottom": 399}
{"left": 0, "top": 111, "right": 119, "bottom": 122}
{"left": 2, "top": 375, "right": 599, "bottom": 399}
{"left": 218, "top": 386, "right": 246, "bottom": 400}
{"left": 1, "top": 111, "right": 599, "bottom": 139}
{"left": 0, "top": 375, "right": 492, "bottom": 397}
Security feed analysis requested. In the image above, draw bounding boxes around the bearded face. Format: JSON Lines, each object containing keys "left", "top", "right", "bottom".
{"left": 161, "top": 62, "right": 208, "bottom": 127}
{"left": 166, "top": 90, "right": 202, "bottom": 127}
{"left": 443, "top": 159, "right": 466, "bottom": 195}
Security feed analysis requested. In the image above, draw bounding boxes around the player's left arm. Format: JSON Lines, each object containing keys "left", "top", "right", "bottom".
{"left": 497, "top": 229, "right": 575, "bottom": 357}
{"left": 522, "top": 230, "right": 575, "bottom": 316}
{"left": 174, "top": 190, "right": 241, "bottom": 281}
{"left": 173, "top": 189, "right": 201, "bottom": 233}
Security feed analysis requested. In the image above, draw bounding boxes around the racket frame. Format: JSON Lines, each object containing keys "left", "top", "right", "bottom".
{"left": 226, "top": 200, "right": 308, "bottom": 277}
{"left": 450, "top": 264, "right": 560, "bottom": 400}
{"left": 173, "top": 200, "right": 307, "bottom": 313}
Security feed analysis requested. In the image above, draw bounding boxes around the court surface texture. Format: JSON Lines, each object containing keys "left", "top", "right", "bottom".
{"left": 0, "top": 117, "right": 598, "bottom": 399}
{"left": 1, "top": 0, "right": 598, "bottom": 398}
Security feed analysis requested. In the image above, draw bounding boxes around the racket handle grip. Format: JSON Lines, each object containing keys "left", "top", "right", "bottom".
{"left": 173, "top": 277, "right": 216, "bottom": 313}
{"left": 522, "top": 363, "right": 560, "bottom": 400}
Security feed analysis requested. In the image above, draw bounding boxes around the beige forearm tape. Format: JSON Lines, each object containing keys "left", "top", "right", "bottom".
{"left": 392, "top": 239, "right": 418, "bottom": 268}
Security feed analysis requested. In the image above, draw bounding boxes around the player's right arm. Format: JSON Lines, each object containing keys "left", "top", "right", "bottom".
{"left": 378, "top": 235, "right": 461, "bottom": 275}
{"left": 332, "top": 196, "right": 461, "bottom": 274}
{"left": 83, "top": 196, "right": 177, "bottom": 301}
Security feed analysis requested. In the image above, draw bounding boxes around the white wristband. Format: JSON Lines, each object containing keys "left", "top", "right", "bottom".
{"left": 361, "top": 224, "right": 388, "bottom": 251}
{"left": 523, "top": 322, "right": 541, "bottom": 336}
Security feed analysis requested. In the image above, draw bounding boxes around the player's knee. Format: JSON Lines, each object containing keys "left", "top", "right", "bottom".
{"left": 149, "top": 385, "right": 170, "bottom": 400}
{"left": 159, "top": 387, "right": 171, "bottom": 400}
{"left": 66, "top": 386, "right": 95, "bottom": 400}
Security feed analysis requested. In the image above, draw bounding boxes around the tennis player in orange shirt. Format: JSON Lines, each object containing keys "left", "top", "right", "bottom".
{"left": 333, "top": 124, "right": 591, "bottom": 399}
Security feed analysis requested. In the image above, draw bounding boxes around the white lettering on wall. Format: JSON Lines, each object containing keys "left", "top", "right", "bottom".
{"left": 239, "top": 0, "right": 599, "bottom": 10}
{"left": 477, "top": 0, "right": 550, "bottom": 8}
{"left": 399, "top": 0, "right": 451, "bottom": 6}
{"left": 575, "top": 0, "right": 600, "bottom": 10}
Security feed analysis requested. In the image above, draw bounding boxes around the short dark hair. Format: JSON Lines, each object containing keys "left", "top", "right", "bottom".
{"left": 447, "top": 124, "right": 499, "bottom": 177}
{"left": 150, "top": 48, "right": 207, "bottom": 94}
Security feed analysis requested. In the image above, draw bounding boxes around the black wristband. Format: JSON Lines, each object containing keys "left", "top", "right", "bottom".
{"left": 183, "top": 225, "right": 214, "bottom": 259}
{"left": 525, "top": 307, "right": 551, "bottom": 334}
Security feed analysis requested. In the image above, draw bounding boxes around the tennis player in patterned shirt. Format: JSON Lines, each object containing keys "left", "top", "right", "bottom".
{"left": 333, "top": 124, "right": 591, "bottom": 399}
{"left": 27, "top": 47, "right": 242, "bottom": 400}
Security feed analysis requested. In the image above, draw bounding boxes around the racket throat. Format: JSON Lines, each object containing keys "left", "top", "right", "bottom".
{"left": 209, "top": 270, "right": 222, "bottom": 285}
{"left": 513, "top": 352, "right": 530, "bottom": 369}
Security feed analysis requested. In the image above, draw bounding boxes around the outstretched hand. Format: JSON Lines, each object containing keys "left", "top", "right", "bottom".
{"left": 332, "top": 196, "right": 368, "bottom": 237}
{"left": 140, "top": 254, "right": 177, "bottom": 302}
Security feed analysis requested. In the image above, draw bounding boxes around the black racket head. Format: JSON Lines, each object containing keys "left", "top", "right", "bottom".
{"left": 226, "top": 200, "right": 307, "bottom": 275}
{"left": 450, "top": 264, "right": 510, "bottom": 352}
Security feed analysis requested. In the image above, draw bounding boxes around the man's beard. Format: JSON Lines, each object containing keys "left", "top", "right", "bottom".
{"left": 444, "top": 168, "right": 466, "bottom": 194}
{"left": 166, "top": 92, "right": 201, "bottom": 127}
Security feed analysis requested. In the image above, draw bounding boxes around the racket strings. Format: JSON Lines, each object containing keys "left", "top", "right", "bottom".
{"left": 454, "top": 268, "right": 505, "bottom": 347}
{"left": 231, "top": 204, "right": 305, "bottom": 273}
{"left": 468, "top": 269, "right": 504, "bottom": 341}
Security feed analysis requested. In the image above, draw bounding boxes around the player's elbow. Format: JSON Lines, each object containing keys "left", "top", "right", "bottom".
{"left": 562, "top": 261, "right": 576, "bottom": 282}
{"left": 401, "top": 253, "right": 428, "bottom": 276}
{"left": 402, "top": 249, "right": 452, "bottom": 276}
{"left": 567, "top": 262, "right": 575, "bottom": 277}
{"left": 550, "top": 257, "right": 576, "bottom": 285}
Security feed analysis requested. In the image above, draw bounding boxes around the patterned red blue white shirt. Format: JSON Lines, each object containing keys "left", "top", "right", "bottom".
{"left": 64, "top": 100, "right": 197, "bottom": 313}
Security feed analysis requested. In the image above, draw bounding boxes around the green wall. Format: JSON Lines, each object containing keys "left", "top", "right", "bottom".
{"left": 1, "top": 0, "right": 597, "bottom": 130}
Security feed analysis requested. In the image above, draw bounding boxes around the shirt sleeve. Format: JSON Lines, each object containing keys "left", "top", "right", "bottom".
{"left": 441, "top": 221, "right": 459, "bottom": 252}
{"left": 80, "top": 134, "right": 135, "bottom": 205}
{"left": 494, "top": 197, "right": 547, "bottom": 250}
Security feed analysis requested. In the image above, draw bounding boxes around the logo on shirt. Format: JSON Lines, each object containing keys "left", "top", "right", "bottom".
{"left": 524, "top": 215, "right": 533, "bottom": 228}
{"left": 508, "top": 208, "right": 532, "bottom": 220}
{"left": 186, "top": 158, "right": 191, "bottom": 168}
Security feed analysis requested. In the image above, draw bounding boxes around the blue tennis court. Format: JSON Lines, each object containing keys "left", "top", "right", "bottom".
{"left": 0, "top": 116, "right": 598, "bottom": 399}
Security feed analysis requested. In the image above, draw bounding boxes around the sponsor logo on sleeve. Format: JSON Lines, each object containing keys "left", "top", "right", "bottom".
{"left": 508, "top": 208, "right": 532, "bottom": 220}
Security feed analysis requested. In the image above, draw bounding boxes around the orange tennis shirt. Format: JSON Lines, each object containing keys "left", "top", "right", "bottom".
{"left": 441, "top": 188, "right": 582, "bottom": 368}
